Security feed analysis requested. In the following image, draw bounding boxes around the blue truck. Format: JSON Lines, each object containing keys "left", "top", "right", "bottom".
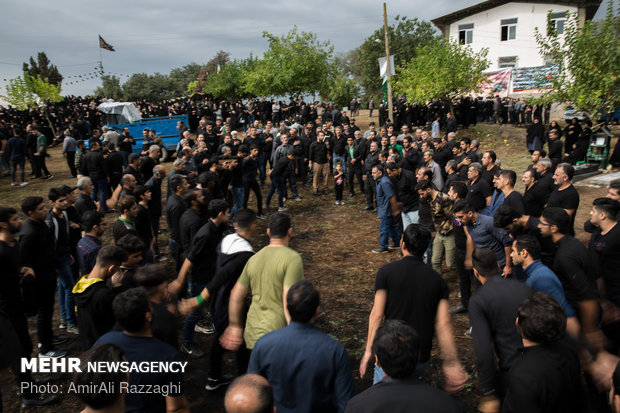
{"left": 97, "top": 101, "right": 188, "bottom": 161}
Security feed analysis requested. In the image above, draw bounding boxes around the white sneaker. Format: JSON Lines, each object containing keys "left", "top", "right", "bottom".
{"left": 20, "top": 182, "right": 28, "bottom": 187}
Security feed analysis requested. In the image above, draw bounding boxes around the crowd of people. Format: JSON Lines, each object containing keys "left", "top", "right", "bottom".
{"left": 0, "top": 94, "right": 620, "bottom": 413}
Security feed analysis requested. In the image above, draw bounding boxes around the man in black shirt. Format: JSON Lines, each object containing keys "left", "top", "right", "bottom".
{"left": 345, "top": 136, "right": 365, "bottom": 197}
{"left": 118, "top": 126, "right": 135, "bottom": 167}
{"left": 502, "top": 292, "right": 583, "bottom": 413}
{"left": 19, "top": 196, "right": 66, "bottom": 357}
{"left": 74, "top": 176, "right": 99, "bottom": 219}
{"left": 359, "top": 224, "right": 466, "bottom": 390}
{"left": 82, "top": 140, "right": 108, "bottom": 212}
{"left": 166, "top": 175, "right": 190, "bottom": 272}
{"left": 480, "top": 151, "right": 500, "bottom": 186}
{"left": 179, "top": 188, "right": 206, "bottom": 256}
{"left": 496, "top": 170, "right": 525, "bottom": 215}
{"left": 539, "top": 207, "right": 602, "bottom": 349}
{"left": 546, "top": 163, "right": 580, "bottom": 236}
{"left": 0, "top": 206, "right": 57, "bottom": 406}
{"left": 522, "top": 169, "right": 546, "bottom": 217}
{"left": 466, "top": 162, "right": 492, "bottom": 212}
{"left": 363, "top": 141, "right": 380, "bottom": 210}
{"left": 145, "top": 165, "right": 166, "bottom": 260}
{"left": 588, "top": 198, "right": 620, "bottom": 345}
{"left": 140, "top": 144, "right": 160, "bottom": 183}
{"left": 547, "top": 130, "right": 563, "bottom": 169}
{"left": 346, "top": 320, "right": 461, "bottom": 413}
{"left": 468, "top": 248, "right": 532, "bottom": 412}
{"left": 386, "top": 162, "right": 419, "bottom": 233}
{"left": 104, "top": 143, "right": 124, "bottom": 193}
{"left": 308, "top": 131, "right": 330, "bottom": 195}
{"left": 124, "top": 153, "right": 143, "bottom": 185}
{"left": 177, "top": 200, "right": 229, "bottom": 358}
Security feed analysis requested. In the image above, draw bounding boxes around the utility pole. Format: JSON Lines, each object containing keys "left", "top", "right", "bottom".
{"left": 383, "top": 2, "right": 393, "bottom": 124}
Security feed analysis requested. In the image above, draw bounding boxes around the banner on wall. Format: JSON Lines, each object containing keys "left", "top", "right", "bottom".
{"left": 511, "top": 65, "right": 558, "bottom": 92}
{"left": 479, "top": 68, "right": 512, "bottom": 97}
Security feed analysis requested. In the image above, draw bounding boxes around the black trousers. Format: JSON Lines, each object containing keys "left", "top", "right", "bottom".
{"left": 65, "top": 151, "right": 77, "bottom": 177}
{"left": 243, "top": 180, "right": 263, "bottom": 214}
{"left": 364, "top": 173, "right": 376, "bottom": 208}
{"left": 35, "top": 154, "right": 50, "bottom": 177}
{"left": 347, "top": 165, "right": 364, "bottom": 194}
{"left": 35, "top": 275, "right": 56, "bottom": 353}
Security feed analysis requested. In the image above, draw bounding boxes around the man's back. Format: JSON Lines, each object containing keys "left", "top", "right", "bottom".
{"left": 376, "top": 256, "right": 448, "bottom": 362}
{"left": 469, "top": 275, "right": 532, "bottom": 393}
{"left": 95, "top": 331, "right": 184, "bottom": 413}
{"left": 239, "top": 246, "right": 304, "bottom": 349}
{"left": 249, "top": 322, "right": 354, "bottom": 413}
{"left": 345, "top": 377, "right": 461, "bottom": 413}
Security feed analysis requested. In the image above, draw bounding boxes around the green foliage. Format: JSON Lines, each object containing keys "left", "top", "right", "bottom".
{"left": 244, "top": 27, "right": 336, "bottom": 97}
{"left": 327, "top": 75, "right": 361, "bottom": 108}
{"left": 202, "top": 57, "right": 256, "bottom": 100}
{"left": 393, "top": 39, "right": 489, "bottom": 112}
{"left": 1, "top": 72, "right": 62, "bottom": 110}
{"left": 169, "top": 63, "right": 204, "bottom": 96}
{"left": 354, "top": 16, "right": 437, "bottom": 99}
{"left": 22, "top": 52, "right": 63, "bottom": 87}
{"left": 93, "top": 75, "right": 124, "bottom": 100}
{"left": 534, "top": 1, "right": 620, "bottom": 116}
{"left": 122, "top": 72, "right": 175, "bottom": 101}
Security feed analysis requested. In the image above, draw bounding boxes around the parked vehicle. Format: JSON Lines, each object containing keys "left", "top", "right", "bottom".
{"left": 97, "top": 101, "right": 187, "bottom": 161}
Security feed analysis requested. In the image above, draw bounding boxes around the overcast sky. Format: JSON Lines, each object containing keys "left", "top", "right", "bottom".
{"left": 0, "top": 0, "right": 611, "bottom": 98}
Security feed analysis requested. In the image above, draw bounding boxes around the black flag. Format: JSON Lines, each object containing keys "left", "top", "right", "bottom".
{"left": 99, "top": 35, "right": 115, "bottom": 52}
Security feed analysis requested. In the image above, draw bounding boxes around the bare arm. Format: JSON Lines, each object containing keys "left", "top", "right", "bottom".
{"left": 283, "top": 284, "right": 292, "bottom": 324}
{"left": 359, "top": 290, "right": 386, "bottom": 378}
{"left": 165, "top": 394, "right": 190, "bottom": 413}
{"left": 167, "top": 258, "right": 192, "bottom": 298}
{"left": 220, "top": 282, "right": 250, "bottom": 351}
{"left": 464, "top": 226, "right": 474, "bottom": 270}
{"left": 435, "top": 299, "right": 467, "bottom": 392}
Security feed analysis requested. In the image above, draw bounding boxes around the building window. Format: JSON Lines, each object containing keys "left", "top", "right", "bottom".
{"left": 500, "top": 18, "right": 517, "bottom": 41}
{"left": 548, "top": 11, "right": 566, "bottom": 35}
{"left": 458, "top": 23, "right": 474, "bottom": 44}
{"left": 498, "top": 56, "right": 518, "bottom": 68}
{"left": 543, "top": 55, "right": 557, "bottom": 67}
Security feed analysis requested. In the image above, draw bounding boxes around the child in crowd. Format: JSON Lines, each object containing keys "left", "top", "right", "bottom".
{"left": 334, "top": 162, "right": 345, "bottom": 205}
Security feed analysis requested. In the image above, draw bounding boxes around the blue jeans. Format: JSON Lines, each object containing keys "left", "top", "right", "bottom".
{"left": 91, "top": 178, "right": 108, "bottom": 212}
{"left": 373, "top": 361, "right": 427, "bottom": 384}
{"left": 57, "top": 255, "right": 76, "bottom": 326}
{"left": 183, "top": 281, "right": 207, "bottom": 344}
{"left": 230, "top": 186, "right": 244, "bottom": 218}
{"left": 401, "top": 210, "right": 420, "bottom": 231}
{"left": 379, "top": 216, "right": 400, "bottom": 249}
{"left": 333, "top": 154, "right": 346, "bottom": 178}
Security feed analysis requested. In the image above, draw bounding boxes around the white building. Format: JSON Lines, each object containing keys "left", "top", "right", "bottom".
{"left": 432, "top": 0, "right": 601, "bottom": 70}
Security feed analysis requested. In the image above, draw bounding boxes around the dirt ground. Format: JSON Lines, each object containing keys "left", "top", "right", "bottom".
{"left": 0, "top": 110, "right": 617, "bottom": 412}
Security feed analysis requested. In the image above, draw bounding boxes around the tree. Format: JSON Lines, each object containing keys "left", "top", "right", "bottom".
{"left": 244, "top": 27, "right": 335, "bottom": 97}
{"left": 354, "top": 16, "right": 437, "bottom": 100}
{"left": 534, "top": 1, "right": 620, "bottom": 117}
{"left": 169, "top": 63, "right": 204, "bottom": 97}
{"left": 122, "top": 73, "right": 174, "bottom": 101}
{"left": 93, "top": 75, "right": 124, "bottom": 100}
{"left": 201, "top": 57, "right": 256, "bottom": 100}
{"left": 393, "top": 39, "right": 489, "bottom": 115}
{"left": 2, "top": 72, "right": 63, "bottom": 135}
{"left": 327, "top": 75, "right": 361, "bottom": 108}
{"left": 22, "top": 52, "right": 63, "bottom": 87}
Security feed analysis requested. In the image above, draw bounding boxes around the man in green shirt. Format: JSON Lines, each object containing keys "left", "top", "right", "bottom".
{"left": 220, "top": 212, "right": 304, "bottom": 352}
{"left": 32, "top": 125, "right": 52, "bottom": 179}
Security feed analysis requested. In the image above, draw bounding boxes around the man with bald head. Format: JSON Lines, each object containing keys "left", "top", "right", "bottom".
{"left": 225, "top": 374, "right": 275, "bottom": 413}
